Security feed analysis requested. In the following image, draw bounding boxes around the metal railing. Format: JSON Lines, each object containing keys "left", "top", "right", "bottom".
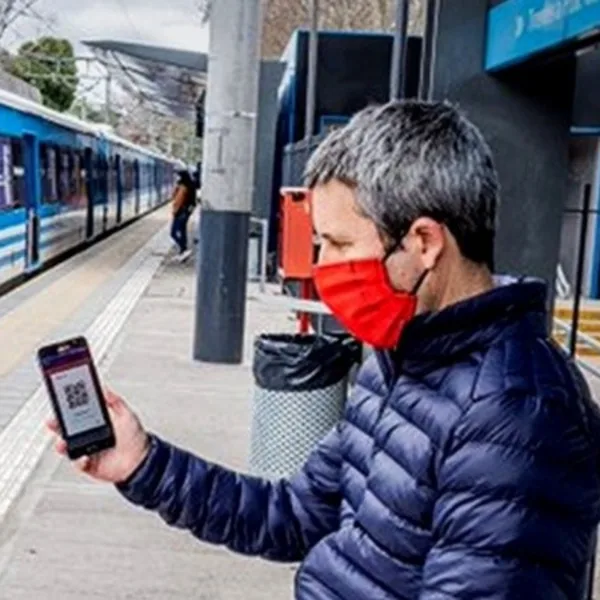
{"left": 556, "top": 264, "right": 572, "bottom": 299}
{"left": 556, "top": 313, "right": 600, "bottom": 599}
{"left": 553, "top": 317, "right": 600, "bottom": 379}
{"left": 248, "top": 216, "right": 268, "bottom": 294}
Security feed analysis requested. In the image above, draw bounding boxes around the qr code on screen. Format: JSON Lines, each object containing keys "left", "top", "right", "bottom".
{"left": 64, "top": 380, "right": 89, "bottom": 410}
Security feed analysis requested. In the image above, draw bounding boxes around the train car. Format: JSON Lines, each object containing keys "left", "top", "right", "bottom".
{"left": 0, "top": 88, "right": 181, "bottom": 289}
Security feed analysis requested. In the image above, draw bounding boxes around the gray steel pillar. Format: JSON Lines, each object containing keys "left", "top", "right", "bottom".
{"left": 305, "top": 0, "right": 319, "bottom": 141}
{"left": 390, "top": 0, "right": 409, "bottom": 100}
{"left": 193, "top": 0, "right": 263, "bottom": 364}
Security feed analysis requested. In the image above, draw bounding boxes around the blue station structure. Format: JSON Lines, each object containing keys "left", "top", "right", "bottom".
{"left": 268, "top": 2, "right": 600, "bottom": 310}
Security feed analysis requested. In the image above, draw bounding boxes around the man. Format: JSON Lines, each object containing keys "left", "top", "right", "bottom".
{"left": 170, "top": 170, "right": 196, "bottom": 262}
{"left": 49, "top": 100, "right": 600, "bottom": 599}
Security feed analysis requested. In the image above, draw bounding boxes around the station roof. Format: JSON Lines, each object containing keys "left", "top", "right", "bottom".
{"left": 83, "top": 40, "right": 207, "bottom": 120}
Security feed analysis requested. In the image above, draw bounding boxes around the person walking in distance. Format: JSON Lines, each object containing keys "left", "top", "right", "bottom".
{"left": 48, "top": 100, "right": 600, "bottom": 600}
{"left": 170, "top": 170, "right": 196, "bottom": 262}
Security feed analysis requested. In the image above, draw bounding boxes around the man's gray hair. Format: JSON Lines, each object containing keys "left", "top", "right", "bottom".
{"left": 304, "top": 99, "right": 498, "bottom": 268}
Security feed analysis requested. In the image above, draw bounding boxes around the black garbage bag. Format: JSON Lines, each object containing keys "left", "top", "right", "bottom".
{"left": 253, "top": 333, "right": 361, "bottom": 392}
{"left": 249, "top": 333, "right": 361, "bottom": 479}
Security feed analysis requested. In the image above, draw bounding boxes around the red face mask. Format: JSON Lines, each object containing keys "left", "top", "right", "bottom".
{"left": 313, "top": 258, "right": 428, "bottom": 350}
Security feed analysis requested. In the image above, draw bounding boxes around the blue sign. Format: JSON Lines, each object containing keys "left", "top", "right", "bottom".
{"left": 486, "top": 0, "right": 600, "bottom": 71}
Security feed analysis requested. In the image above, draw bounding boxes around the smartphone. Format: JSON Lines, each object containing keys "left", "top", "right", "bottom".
{"left": 37, "top": 336, "right": 115, "bottom": 460}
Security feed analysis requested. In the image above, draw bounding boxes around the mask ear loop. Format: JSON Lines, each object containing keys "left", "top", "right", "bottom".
{"left": 410, "top": 268, "right": 430, "bottom": 295}
{"left": 382, "top": 234, "right": 429, "bottom": 296}
{"left": 382, "top": 242, "right": 400, "bottom": 264}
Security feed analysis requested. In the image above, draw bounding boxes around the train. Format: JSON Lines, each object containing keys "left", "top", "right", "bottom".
{"left": 0, "top": 87, "right": 183, "bottom": 289}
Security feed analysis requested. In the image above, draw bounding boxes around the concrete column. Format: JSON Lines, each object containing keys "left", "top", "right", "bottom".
{"left": 193, "top": 0, "right": 263, "bottom": 363}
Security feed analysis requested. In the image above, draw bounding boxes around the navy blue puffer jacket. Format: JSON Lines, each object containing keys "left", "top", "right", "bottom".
{"left": 118, "top": 277, "right": 600, "bottom": 599}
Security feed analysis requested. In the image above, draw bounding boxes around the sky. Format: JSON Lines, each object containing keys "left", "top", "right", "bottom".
{"left": 5, "top": 0, "right": 210, "bottom": 54}
{"left": 3, "top": 0, "right": 210, "bottom": 108}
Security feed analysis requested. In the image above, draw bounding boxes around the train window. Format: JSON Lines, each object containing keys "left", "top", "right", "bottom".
{"left": 0, "top": 137, "right": 14, "bottom": 210}
{"left": 88, "top": 150, "right": 101, "bottom": 204}
{"left": 57, "top": 147, "right": 69, "bottom": 204}
{"left": 55, "top": 147, "right": 63, "bottom": 201}
{"left": 61, "top": 149, "right": 76, "bottom": 207}
{"left": 0, "top": 136, "right": 26, "bottom": 211}
{"left": 50, "top": 146, "right": 59, "bottom": 202}
{"left": 40, "top": 144, "right": 59, "bottom": 204}
{"left": 123, "top": 159, "right": 129, "bottom": 193}
{"left": 130, "top": 161, "right": 135, "bottom": 192}
{"left": 39, "top": 144, "right": 48, "bottom": 202}
{"left": 71, "top": 151, "right": 78, "bottom": 195}
{"left": 11, "top": 138, "right": 25, "bottom": 208}
{"left": 77, "top": 151, "right": 87, "bottom": 203}
{"left": 100, "top": 155, "right": 108, "bottom": 201}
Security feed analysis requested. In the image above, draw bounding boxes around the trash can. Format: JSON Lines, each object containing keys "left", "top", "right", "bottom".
{"left": 249, "top": 333, "right": 360, "bottom": 480}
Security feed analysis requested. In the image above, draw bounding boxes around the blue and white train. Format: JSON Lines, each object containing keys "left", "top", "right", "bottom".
{"left": 0, "top": 88, "right": 183, "bottom": 289}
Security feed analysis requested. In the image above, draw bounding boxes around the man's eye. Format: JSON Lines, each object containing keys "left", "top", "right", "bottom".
{"left": 332, "top": 241, "right": 351, "bottom": 250}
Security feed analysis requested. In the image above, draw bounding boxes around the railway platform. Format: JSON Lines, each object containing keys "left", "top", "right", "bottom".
{"left": 0, "top": 206, "right": 295, "bottom": 598}
{"left": 1, "top": 205, "right": 600, "bottom": 597}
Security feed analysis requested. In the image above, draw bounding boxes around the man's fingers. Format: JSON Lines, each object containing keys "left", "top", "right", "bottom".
{"left": 105, "top": 389, "right": 124, "bottom": 412}
{"left": 46, "top": 418, "right": 59, "bottom": 433}
{"left": 74, "top": 456, "right": 91, "bottom": 472}
{"left": 54, "top": 438, "right": 67, "bottom": 455}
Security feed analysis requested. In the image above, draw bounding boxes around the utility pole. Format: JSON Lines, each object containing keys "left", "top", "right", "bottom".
{"left": 101, "top": 51, "right": 112, "bottom": 125}
{"left": 166, "top": 121, "right": 174, "bottom": 156}
{"left": 193, "top": 0, "right": 262, "bottom": 364}
{"left": 104, "top": 71, "right": 112, "bottom": 124}
{"left": 79, "top": 97, "right": 87, "bottom": 120}
{"left": 418, "top": 0, "right": 437, "bottom": 101}
{"left": 389, "top": 0, "right": 409, "bottom": 100}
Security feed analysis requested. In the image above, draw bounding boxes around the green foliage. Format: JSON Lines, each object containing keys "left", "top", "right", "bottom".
{"left": 69, "top": 98, "right": 119, "bottom": 125}
{"left": 10, "top": 37, "right": 78, "bottom": 112}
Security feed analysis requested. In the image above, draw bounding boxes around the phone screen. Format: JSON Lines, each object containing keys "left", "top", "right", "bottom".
{"left": 39, "top": 340, "right": 109, "bottom": 439}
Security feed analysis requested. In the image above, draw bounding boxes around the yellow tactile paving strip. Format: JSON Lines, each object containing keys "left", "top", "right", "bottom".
{"left": 0, "top": 207, "right": 169, "bottom": 377}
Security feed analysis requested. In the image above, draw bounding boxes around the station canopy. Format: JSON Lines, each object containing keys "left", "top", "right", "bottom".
{"left": 83, "top": 40, "right": 208, "bottom": 120}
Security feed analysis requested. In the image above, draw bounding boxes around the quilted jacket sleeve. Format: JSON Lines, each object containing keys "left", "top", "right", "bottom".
{"left": 419, "top": 391, "right": 600, "bottom": 600}
{"left": 116, "top": 425, "right": 343, "bottom": 562}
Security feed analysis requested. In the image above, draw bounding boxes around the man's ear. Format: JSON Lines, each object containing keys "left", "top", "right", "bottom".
{"left": 408, "top": 217, "right": 445, "bottom": 270}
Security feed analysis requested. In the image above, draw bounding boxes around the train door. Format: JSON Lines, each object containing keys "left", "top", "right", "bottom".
{"left": 115, "top": 154, "right": 123, "bottom": 225}
{"left": 23, "top": 133, "right": 40, "bottom": 269}
{"left": 84, "top": 147, "right": 94, "bottom": 239}
{"left": 100, "top": 154, "right": 109, "bottom": 233}
{"left": 154, "top": 161, "right": 159, "bottom": 206}
{"left": 134, "top": 159, "right": 141, "bottom": 215}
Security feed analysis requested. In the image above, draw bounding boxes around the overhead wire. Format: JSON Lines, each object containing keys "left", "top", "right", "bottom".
{"left": 112, "top": 0, "right": 143, "bottom": 37}
{"left": 1, "top": 0, "right": 199, "bottom": 158}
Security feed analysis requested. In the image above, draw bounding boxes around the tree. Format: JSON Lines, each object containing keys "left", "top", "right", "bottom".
{"left": 260, "top": 0, "right": 426, "bottom": 58}
{"left": 197, "top": 0, "right": 425, "bottom": 58}
{"left": 69, "top": 98, "right": 120, "bottom": 125}
{"left": 10, "top": 37, "right": 78, "bottom": 112}
{"left": 115, "top": 101, "right": 201, "bottom": 163}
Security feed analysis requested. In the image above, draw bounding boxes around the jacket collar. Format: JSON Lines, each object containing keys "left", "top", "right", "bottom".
{"left": 387, "top": 275, "right": 549, "bottom": 372}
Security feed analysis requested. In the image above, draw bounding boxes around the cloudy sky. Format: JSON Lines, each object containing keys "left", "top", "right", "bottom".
{"left": 5, "top": 0, "right": 209, "bottom": 54}
{"left": 4, "top": 0, "right": 209, "bottom": 107}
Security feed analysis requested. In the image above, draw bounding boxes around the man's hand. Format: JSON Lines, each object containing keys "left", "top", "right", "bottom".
{"left": 47, "top": 390, "right": 150, "bottom": 484}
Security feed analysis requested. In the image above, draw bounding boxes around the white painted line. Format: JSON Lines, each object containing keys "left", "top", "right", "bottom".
{"left": 0, "top": 225, "right": 170, "bottom": 523}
